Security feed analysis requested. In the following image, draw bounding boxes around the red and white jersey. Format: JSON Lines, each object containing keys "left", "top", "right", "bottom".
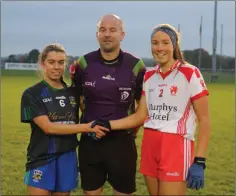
{"left": 142, "top": 60, "right": 209, "bottom": 141}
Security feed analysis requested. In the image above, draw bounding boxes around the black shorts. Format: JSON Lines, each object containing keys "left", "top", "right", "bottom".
{"left": 78, "top": 132, "right": 137, "bottom": 194}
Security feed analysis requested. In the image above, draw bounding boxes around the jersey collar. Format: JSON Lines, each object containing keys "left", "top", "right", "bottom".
{"left": 42, "top": 80, "right": 66, "bottom": 91}
{"left": 155, "top": 60, "right": 181, "bottom": 73}
{"left": 97, "top": 49, "right": 123, "bottom": 66}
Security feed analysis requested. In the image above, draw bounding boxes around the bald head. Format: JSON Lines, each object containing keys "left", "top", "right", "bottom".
{"left": 97, "top": 14, "right": 124, "bottom": 32}
{"left": 96, "top": 14, "right": 125, "bottom": 55}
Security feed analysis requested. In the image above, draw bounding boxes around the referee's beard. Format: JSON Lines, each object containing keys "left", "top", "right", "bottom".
{"left": 101, "top": 47, "right": 116, "bottom": 53}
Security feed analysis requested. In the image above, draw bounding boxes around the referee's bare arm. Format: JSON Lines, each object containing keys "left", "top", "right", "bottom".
{"left": 33, "top": 116, "right": 109, "bottom": 138}
{"left": 110, "top": 95, "right": 148, "bottom": 130}
{"left": 193, "top": 95, "right": 211, "bottom": 158}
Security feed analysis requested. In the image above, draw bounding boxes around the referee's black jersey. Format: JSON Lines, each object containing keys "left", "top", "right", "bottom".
{"left": 21, "top": 80, "right": 79, "bottom": 171}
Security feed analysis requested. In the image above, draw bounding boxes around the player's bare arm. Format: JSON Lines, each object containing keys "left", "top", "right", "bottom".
{"left": 135, "top": 99, "right": 140, "bottom": 111}
{"left": 131, "top": 99, "right": 142, "bottom": 137}
{"left": 192, "top": 96, "right": 211, "bottom": 157}
{"left": 33, "top": 115, "right": 109, "bottom": 138}
{"left": 110, "top": 95, "right": 148, "bottom": 130}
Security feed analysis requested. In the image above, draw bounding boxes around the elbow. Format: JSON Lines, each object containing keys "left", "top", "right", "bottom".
{"left": 136, "top": 113, "right": 146, "bottom": 127}
{"left": 41, "top": 123, "right": 54, "bottom": 135}
{"left": 33, "top": 116, "right": 55, "bottom": 135}
{"left": 43, "top": 128, "right": 51, "bottom": 135}
{"left": 135, "top": 105, "right": 148, "bottom": 127}
{"left": 198, "top": 117, "right": 211, "bottom": 132}
{"left": 199, "top": 115, "right": 210, "bottom": 124}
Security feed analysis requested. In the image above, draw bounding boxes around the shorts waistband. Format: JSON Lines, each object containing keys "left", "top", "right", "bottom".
{"left": 144, "top": 128, "right": 161, "bottom": 132}
{"left": 82, "top": 130, "right": 131, "bottom": 140}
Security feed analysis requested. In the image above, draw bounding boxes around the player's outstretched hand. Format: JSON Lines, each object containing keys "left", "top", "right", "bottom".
{"left": 91, "top": 119, "right": 111, "bottom": 130}
{"left": 186, "top": 157, "right": 206, "bottom": 190}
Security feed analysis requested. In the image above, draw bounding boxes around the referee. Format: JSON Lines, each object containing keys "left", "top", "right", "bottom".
{"left": 70, "top": 14, "right": 146, "bottom": 195}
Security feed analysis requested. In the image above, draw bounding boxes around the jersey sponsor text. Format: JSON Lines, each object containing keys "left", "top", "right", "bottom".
{"left": 102, "top": 75, "right": 115, "bottom": 81}
{"left": 55, "top": 96, "right": 66, "bottom": 99}
{"left": 85, "top": 81, "right": 96, "bottom": 87}
{"left": 55, "top": 121, "right": 76, "bottom": 124}
{"left": 48, "top": 112, "right": 77, "bottom": 121}
{"left": 149, "top": 103, "right": 178, "bottom": 113}
{"left": 148, "top": 103, "right": 177, "bottom": 121}
{"left": 43, "top": 98, "right": 52, "bottom": 103}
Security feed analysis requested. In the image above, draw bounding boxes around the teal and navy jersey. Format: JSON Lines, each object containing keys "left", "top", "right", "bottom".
{"left": 73, "top": 49, "right": 146, "bottom": 130}
{"left": 21, "top": 80, "right": 79, "bottom": 171}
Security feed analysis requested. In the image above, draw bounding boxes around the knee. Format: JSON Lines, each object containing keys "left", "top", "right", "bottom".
{"left": 113, "top": 189, "right": 134, "bottom": 196}
{"left": 83, "top": 187, "right": 103, "bottom": 196}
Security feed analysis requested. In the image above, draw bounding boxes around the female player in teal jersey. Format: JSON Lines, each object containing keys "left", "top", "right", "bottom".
{"left": 21, "top": 43, "right": 109, "bottom": 196}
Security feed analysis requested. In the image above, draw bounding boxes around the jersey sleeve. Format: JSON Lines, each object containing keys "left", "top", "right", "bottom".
{"left": 73, "top": 56, "right": 86, "bottom": 95}
{"left": 142, "top": 69, "right": 156, "bottom": 97}
{"left": 134, "top": 59, "right": 146, "bottom": 100}
{"left": 21, "top": 90, "right": 47, "bottom": 123}
{"left": 190, "top": 68, "right": 209, "bottom": 102}
{"left": 142, "top": 77, "right": 146, "bottom": 96}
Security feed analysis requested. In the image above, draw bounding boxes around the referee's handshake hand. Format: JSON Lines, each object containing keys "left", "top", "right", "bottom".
{"left": 88, "top": 120, "right": 111, "bottom": 140}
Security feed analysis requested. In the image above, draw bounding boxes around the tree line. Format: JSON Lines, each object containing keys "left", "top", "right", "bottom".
{"left": 2, "top": 48, "right": 235, "bottom": 70}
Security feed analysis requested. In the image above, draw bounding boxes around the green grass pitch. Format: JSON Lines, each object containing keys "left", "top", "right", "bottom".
{"left": 1, "top": 75, "right": 234, "bottom": 195}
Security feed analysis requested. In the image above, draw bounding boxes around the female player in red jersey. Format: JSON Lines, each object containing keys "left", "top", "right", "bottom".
{"left": 21, "top": 43, "right": 108, "bottom": 196}
{"left": 93, "top": 24, "right": 211, "bottom": 195}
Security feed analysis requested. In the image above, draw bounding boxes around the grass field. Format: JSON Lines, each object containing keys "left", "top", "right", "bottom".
{"left": 1, "top": 75, "right": 235, "bottom": 195}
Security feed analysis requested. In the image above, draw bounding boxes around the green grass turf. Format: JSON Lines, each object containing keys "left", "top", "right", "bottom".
{"left": 1, "top": 76, "right": 234, "bottom": 195}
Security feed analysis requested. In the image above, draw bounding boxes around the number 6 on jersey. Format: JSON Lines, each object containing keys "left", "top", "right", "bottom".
{"left": 59, "top": 99, "right": 65, "bottom": 107}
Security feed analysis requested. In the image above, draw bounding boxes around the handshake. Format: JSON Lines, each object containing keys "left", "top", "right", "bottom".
{"left": 88, "top": 119, "right": 111, "bottom": 140}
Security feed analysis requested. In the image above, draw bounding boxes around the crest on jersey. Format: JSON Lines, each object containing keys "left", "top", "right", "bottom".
{"left": 170, "top": 85, "right": 178, "bottom": 96}
{"left": 69, "top": 96, "right": 76, "bottom": 107}
{"left": 121, "top": 91, "right": 129, "bottom": 101}
{"left": 32, "top": 170, "right": 43, "bottom": 183}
